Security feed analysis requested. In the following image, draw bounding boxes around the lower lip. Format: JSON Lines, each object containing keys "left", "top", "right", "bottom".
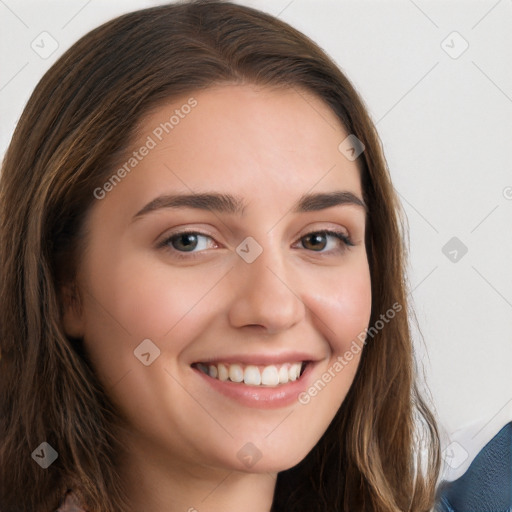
{"left": 192, "top": 363, "right": 315, "bottom": 409}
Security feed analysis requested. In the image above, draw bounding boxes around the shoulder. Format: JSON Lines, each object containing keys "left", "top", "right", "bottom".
{"left": 435, "top": 421, "right": 512, "bottom": 511}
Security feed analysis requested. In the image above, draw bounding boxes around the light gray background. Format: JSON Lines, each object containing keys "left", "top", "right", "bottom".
{"left": 1, "top": 0, "right": 511, "bottom": 481}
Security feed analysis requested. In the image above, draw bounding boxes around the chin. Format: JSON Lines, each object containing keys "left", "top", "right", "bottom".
{"left": 221, "top": 441, "right": 315, "bottom": 475}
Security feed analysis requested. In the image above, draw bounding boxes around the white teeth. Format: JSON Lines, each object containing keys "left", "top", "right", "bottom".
{"left": 244, "top": 365, "right": 261, "bottom": 385}
{"left": 278, "top": 365, "right": 289, "bottom": 384}
{"left": 217, "top": 363, "right": 229, "bottom": 381}
{"left": 261, "top": 365, "right": 279, "bottom": 386}
{"left": 289, "top": 363, "right": 300, "bottom": 382}
{"left": 228, "top": 364, "right": 244, "bottom": 383}
{"left": 197, "top": 361, "right": 306, "bottom": 386}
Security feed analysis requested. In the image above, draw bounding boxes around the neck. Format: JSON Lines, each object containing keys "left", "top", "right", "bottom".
{"left": 117, "top": 437, "right": 277, "bottom": 512}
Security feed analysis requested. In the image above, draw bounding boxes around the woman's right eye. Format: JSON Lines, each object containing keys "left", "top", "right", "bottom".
{"left": 159, "top": 231, "right": 217, "bottom": 258}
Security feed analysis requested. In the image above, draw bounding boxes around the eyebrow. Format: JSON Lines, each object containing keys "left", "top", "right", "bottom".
{"left": 132, "top": 190, "right": 367, "bottom": 221}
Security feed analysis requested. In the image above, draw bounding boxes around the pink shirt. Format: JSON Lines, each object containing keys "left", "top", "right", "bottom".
{"left": 55, "top": 490, "right": 86, "bottom": 512}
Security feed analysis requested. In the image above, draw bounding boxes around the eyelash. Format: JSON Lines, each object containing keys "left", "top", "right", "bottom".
{"left": 157, "top": 229, "right": 354, "bottom": 260}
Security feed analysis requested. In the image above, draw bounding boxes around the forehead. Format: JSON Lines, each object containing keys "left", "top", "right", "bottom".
{"left": 97, "top": 84, "right": 364, "bottom": 221}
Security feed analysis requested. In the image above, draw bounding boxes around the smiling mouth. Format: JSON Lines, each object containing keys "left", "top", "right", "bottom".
{"left": 192, "top": 361, "right": 309, "bottom": 386}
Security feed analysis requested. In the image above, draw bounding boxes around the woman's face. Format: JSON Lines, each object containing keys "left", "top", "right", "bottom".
{"left": 64, "top": 84, "right": 371, "bottom": 475}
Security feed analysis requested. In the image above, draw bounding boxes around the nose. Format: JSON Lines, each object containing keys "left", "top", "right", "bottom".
{"left": 227, "top": 245, "right": 306, "bottom": 334}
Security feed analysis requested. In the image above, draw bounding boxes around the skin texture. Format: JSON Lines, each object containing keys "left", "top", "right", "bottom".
{"left": 63, "top": 84, "right": 372, "bottom": 512}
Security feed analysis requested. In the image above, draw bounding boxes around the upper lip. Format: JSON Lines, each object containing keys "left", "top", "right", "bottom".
{"left": 192, "top": 352, "right": 321, "bottom": 366}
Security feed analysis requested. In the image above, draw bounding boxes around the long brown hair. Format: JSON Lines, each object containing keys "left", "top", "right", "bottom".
{"left": 0, "top": 1, "right": 440, "bottom": 510}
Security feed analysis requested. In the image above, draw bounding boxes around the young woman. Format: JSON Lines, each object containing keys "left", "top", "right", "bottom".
{"left": 0, "top": 1, "right": 440, "bottom": 511}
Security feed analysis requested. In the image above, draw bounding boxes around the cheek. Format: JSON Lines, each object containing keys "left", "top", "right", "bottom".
{"left": 112, "top": 261, "right": 225, "bottom": 340}
{"left": 307, "top": 259, "right": 372, "bottom": 355}
{"left": 289, "top": 258, "right": 371, "bottom": 455}
{"left": 79, "top": 250, "right": 228, "bottom": 376}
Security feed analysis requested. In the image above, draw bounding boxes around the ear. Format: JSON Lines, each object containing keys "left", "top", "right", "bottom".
{"left": 60, "top": 283, "right": 85, "bottom": 339}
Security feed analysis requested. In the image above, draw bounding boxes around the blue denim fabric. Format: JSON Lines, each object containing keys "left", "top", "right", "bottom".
{"left": 436, "top": 422, "right": 512, "bottom": 512}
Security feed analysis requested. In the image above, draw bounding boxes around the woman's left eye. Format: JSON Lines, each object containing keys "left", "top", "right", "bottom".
{"left": 295, "top": 230, "right": 354, "bottom": 253}
{"left": 158, "top": 229, "right": 354, "bottom": 258}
